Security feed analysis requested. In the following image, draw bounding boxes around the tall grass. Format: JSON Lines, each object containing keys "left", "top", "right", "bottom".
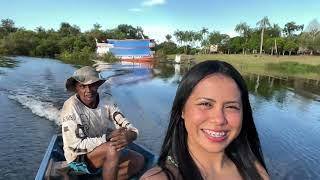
{"left": 99, "top": 52, "right": 121, "bottom": 63}
{"left": 57, "top": 47, "right": 120, "bottom": 66}
{"left": 58, "top": 47, "right": 94, "bottom": 66}
{"left": 266, "top": 62, "right": 320, "bottom": 74}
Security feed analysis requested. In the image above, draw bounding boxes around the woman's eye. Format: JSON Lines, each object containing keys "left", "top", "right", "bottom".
{"left": 199, "top": 102, "right": 212, "bottom": 108}
{"left": 226, "top": 105, "right": 240, "bottom": 110}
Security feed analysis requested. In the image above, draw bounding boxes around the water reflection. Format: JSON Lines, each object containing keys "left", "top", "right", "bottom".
{"left": 116, "top": 61, "right": 320, "bottom": 102}
{"left": 102, "top": 62, "right": 320, "bottom": 179}
{"left": 244, "top": 74, "right": 320, "bottom": 102}
{"left": 103, "top": 61, "right": 320, "bottom": 104}
{"left": 0, "top": 56, "right": 19, "bottom": 75}
{"left": 0, "top": 57, "right": 18, "bottom": 68}
{"left": 1, "top": 57, "right": 319, "bottom": 179}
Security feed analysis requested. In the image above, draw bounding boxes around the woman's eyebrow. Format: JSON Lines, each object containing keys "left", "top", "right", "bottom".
{"left": 196, "top": 97, "right": 215, "bottom": 102}
{"left": 225, "top": 100, "right": 241, "bottom": 104}
{"left": 196, "top": 97, "right": 241, "bottom": 104}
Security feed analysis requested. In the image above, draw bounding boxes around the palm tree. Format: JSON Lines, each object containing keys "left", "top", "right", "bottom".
{"left": 257, "top": 16, "right": 271, "bottom": 55}
{"left": 184, "top": 31, "right": 192, "bottom": 54}
{"left": 200, "top": 27, "right": 209, "bottom": 52}
{"left": 174, "top": 30, "right": 183, "bottom": 47}
{"left": 235, "top": 22, "right": 250, "bottom": 54}
{"left": 200, "top": 27, "right": 209, "bottom": 37}
{"left": 93, "top": 23, "right": 102, "bottom": 30}
{"left": 136, "top": 26, "right": 145, "bottom": 39}
{"left": 165, "top": 34, "right": 172, "bottom": 42}
{"left": 304, "top": 19, "right": 320, "bottom": 55}
{"left": 283, "top": 21, "right": 304, "bottom": 37}
{"left": 1, "top": 18, "right": 17, "bottom": 33}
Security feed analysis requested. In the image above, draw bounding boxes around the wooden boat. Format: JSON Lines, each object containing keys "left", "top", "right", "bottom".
{"left": 35, "top": 134, "right": 157, "bottom": 180}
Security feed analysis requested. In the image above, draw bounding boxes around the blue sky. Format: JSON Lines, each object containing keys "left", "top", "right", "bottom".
{"left": 1, "top": 0, "right": 319, "bottom": 42}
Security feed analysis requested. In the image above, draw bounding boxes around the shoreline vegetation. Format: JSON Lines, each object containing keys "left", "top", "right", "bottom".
{"left": 2, "top": 54, "right": 319, "bottom": 80}
{"left": 0, "top": 17, "right": 320, "bottom": 79}
{"left": 168, "top": 54, "right": 320, "bottom": 80}
{"left": 57, "top": 50, "right": 120, "bottom": 65}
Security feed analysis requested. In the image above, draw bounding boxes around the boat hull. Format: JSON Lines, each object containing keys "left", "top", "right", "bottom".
{"left": 96, "top": 39, "right": 156, "bottom": 63}
{"left": 35, "top": 134, "right": 156, "bottom": 180}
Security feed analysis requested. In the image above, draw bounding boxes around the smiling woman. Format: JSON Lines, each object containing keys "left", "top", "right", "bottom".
{"left": 141, "top": 60, "right": 269, "bottom": 180}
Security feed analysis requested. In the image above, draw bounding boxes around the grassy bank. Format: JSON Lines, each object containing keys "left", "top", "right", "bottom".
{"left": 168, "top": 54, "right": 320, "bottom": 79}
{"left": 169, "top": 54, "right": 320, "bottom": 65}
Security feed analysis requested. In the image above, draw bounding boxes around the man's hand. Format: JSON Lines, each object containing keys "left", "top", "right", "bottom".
{"left": 109, "top": 128, "right": 137, "bottom": 151}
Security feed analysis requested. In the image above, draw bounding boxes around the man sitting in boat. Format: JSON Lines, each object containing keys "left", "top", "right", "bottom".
{"left": 60, "top": 66, "right": 144, "bottom": 179}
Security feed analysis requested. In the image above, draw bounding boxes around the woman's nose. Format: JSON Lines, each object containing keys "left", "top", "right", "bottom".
{"left": 210, "top": 107, "right": 226, "bottom": 125}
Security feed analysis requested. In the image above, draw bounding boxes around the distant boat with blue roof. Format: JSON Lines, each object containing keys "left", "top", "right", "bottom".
{"left": 96, "top": 38, "right": 155, "bottom": 62}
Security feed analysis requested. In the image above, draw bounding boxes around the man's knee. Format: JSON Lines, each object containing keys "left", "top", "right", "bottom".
{"left": 101, "top": 142, "right": 120, "bottom": 160}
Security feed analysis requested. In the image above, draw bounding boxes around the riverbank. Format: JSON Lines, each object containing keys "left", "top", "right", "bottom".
{"left": 168, "top": 54, "right": 320, "bottom": 80}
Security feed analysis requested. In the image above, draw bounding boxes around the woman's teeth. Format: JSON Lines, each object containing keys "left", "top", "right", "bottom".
{"left": 203, "top": 129, "right": 226, "bottom": 137}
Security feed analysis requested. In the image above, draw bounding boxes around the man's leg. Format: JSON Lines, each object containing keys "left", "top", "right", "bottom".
{"left": 86, "top": 142, "right": 120, "bottom": 180}
{"left": 117, "top": 149, "right": 145, "bottom": 180}
{"left": 84, "top": 143, "right": 144, "bottom": 180}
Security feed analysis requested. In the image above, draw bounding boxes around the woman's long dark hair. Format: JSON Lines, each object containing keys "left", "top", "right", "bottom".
{"left": 157, "top": 60, "right": 268, "bottom": 180}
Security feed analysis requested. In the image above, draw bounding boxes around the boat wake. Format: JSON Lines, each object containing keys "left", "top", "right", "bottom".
{"left": 7, "top": 88, "right": 62, "bottom": 126}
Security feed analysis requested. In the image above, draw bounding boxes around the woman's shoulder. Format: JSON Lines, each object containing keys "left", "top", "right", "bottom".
{"left": 140, "top": 166, "right": 168, "bottom": 180}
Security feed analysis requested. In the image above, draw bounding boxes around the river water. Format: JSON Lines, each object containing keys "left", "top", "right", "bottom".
{"left": 0, "top": 56, "right": 319, "bottom": 180}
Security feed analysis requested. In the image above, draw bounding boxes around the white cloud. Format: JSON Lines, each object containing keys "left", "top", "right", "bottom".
{"left": 142, "top": 25, "right": 175, "bottom": 43}
{"left": 128, "top": 8, "right": 142, "bottom": 12}
{"left": 225, "top": 31, "right": 238, "bottom": 38}
{"left": 142, "top": 0, "right": 166, "bottom": 7}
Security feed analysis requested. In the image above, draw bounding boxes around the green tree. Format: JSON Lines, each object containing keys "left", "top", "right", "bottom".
{"left": 257, "top": 16, "right": 271, "bottom": 54}
{"left": 275, "top": 37, "right": 286, "bottom": 55}
{"left": 156, "top": 41, "right": 177, "bottom": 55}
{"left": 208, "top": 31, "right": 229, "bottom": 46}
{"left": 301, "top": 19, "right": 320, "bottom": 54}
{"left": 229, "top": 36, "right": 242, "bottom": 54}
{"left": 174, "top": 30, "right": 183, "bottom": 47}
{"left": 93, "top": 23, "right": 102, "bottom": 30}
{"left": 284, "top": 38, "right": 298, "bottom": 55}
{"left": 235, "top": 22, "right": 250, "bottom": 54}
{"left": 283, "top": 21, "right": 304, "bottom": 37}
{"left": 0, "top": 30, "right": 38, "bottom": 55}
{"left": 58, "top": 22, "right": 81, "bottom": 37}
{"left": 165, "top": 34, "right": 172, "bottom": 42}
{"left": 0, "top": 18, "right": 17, "bottom": 36}
{"left": 200, "top": 27, "right": 209, "bottom": 53}
{"left": 268, "top": 24, "right": 282, "bottom": 37}
{"left": 117, "top": 24, "right": 138, "bottom": 39}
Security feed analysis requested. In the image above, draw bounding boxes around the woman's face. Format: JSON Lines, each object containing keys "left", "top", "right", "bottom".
{"left": 183, "top": 74, "right": 243, "bottom": 154}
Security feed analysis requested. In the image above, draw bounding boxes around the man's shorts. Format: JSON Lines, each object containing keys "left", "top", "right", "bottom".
{"left": 68, "top": 148, "right": 130, "bottom": 174}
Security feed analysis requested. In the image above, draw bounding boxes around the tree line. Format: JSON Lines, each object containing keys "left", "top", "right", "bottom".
{"left": 0, "top": 19, "right": 147, "bottom": 64}
{"left": 0, "top": 17, "right": 320, "bottom": 62}
{"left": 158, "top": 17, "right": 320, "bottom": 56}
